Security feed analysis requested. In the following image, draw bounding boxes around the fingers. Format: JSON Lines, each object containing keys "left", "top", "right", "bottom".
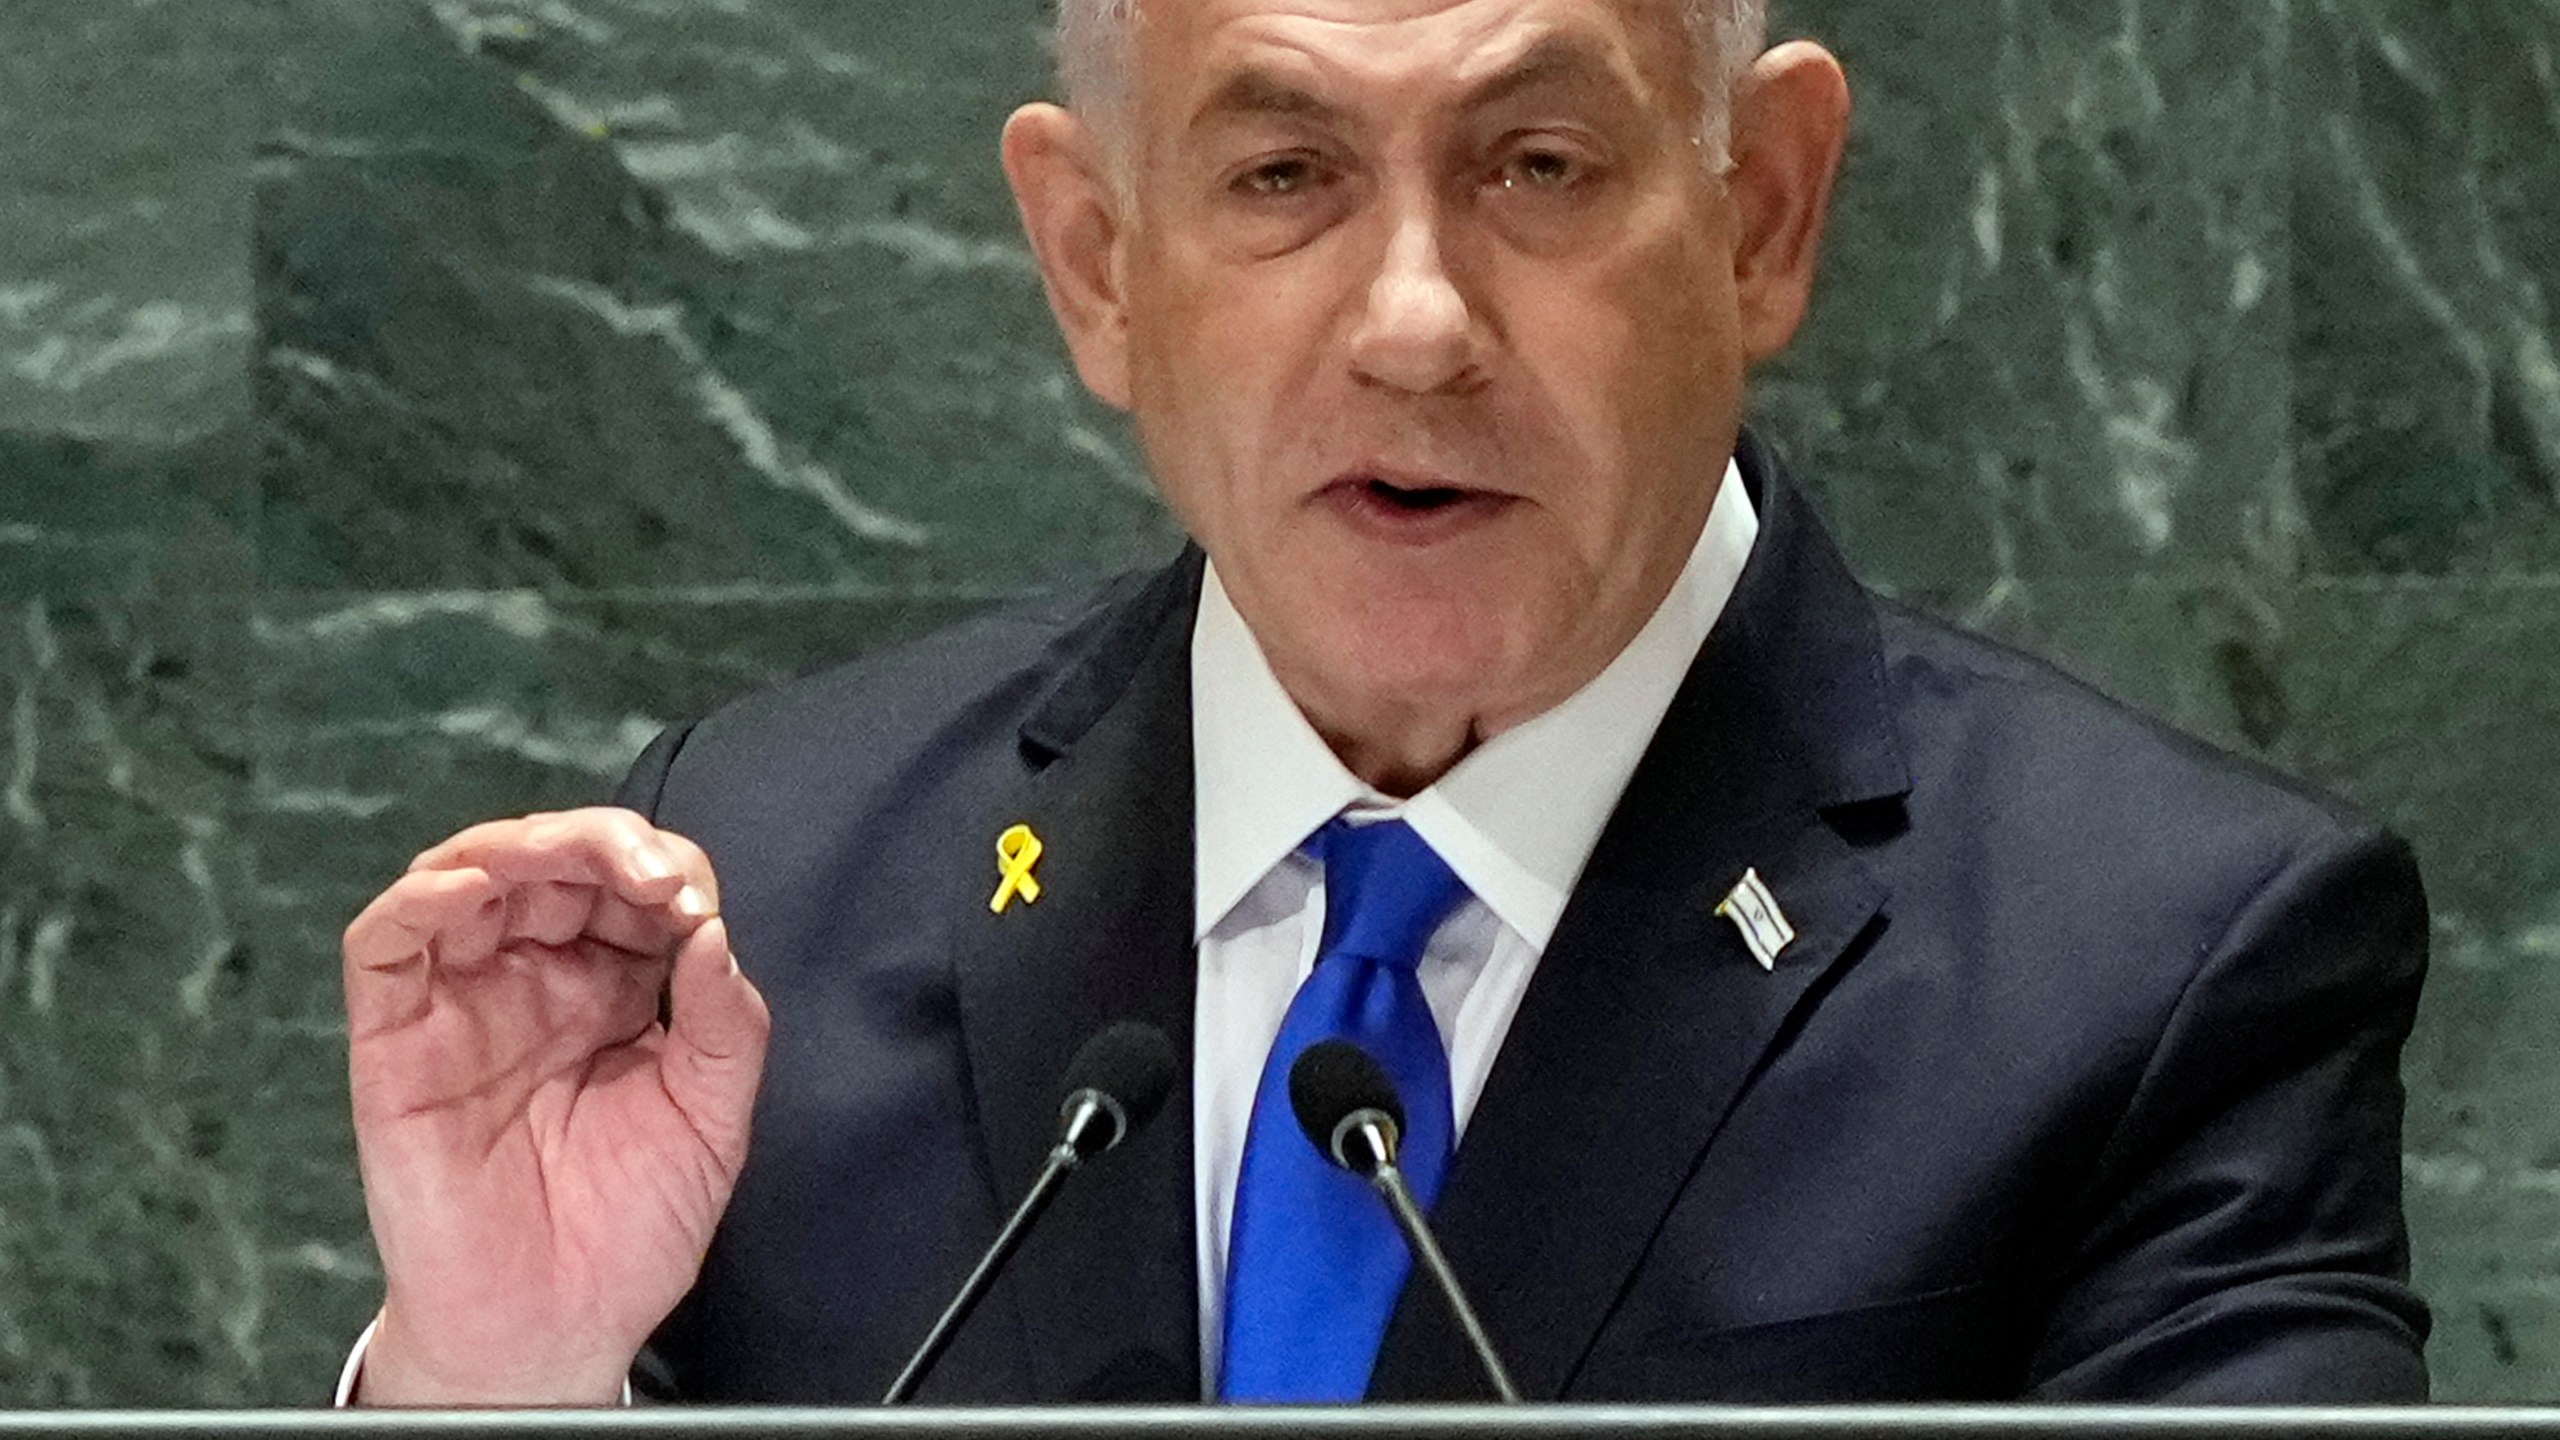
{"left": 660, "top": 918, "right": 771, "bottom": 1170}
{"left": 501, "top": 882, "right": 684, "bottom": 957}
{"left": 349, "top": 811, "right": 754, "bottom": 1146}
{"left": 578, "top": 889, "right": 695, "bottom": 957}
{"left": 410, "top": 808, "right": 721, "bottom": 917}
{"left": 344, "top": 868, "right": 505, "bottom": 1038}
{"left": 347, "top": 806, "right": 726, "bottom": 1048}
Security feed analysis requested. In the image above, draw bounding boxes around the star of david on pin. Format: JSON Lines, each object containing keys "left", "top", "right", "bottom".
{"left": 1716, "top": 867, "right": 1794, "bottom": 971}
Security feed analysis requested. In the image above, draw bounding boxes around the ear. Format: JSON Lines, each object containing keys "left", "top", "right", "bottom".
{"left": 1002, "top": 103, "right": 1134, "bottom": 411}
{"left": 1725, "top": 42, "right": 1851, "bottom": 363}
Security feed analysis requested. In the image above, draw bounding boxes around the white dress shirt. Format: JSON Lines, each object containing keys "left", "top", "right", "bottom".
{"left": 1189, "top": 459, "right": 1756, "bottom": 1388}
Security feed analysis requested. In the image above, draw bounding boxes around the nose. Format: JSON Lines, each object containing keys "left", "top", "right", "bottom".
{"left": 1346, "top": 201, "right": 1483, "bottom": 396}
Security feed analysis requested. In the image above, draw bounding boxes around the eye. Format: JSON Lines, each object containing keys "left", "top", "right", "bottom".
{"left": 1475, "top": 132, "right": 1620, "bottom": 255}
{"left": 1495, "top": 145, "right": 1592, "bottom": 192}
{"left": 1208, "top": 147, "right": 1357, "bottom": 259}
{"left": 1232, "top": 153, "right": 1332, "bottom": 198}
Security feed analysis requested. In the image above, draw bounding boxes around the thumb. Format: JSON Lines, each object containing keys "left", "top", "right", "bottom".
{"left": 660, "top": 917, "right": 771, "bottom": 1167}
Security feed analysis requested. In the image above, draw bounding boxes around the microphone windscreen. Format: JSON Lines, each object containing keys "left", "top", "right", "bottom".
{"left": 1062, "top": 1020, "right": 1178, "bottom": 1134}
{"left": 1288, "top": 1039, "right": 1406, "bottom": 1161}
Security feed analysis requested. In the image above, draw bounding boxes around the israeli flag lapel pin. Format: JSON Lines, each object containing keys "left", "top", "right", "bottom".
{"left": 1715, "top": 867, "right": 1795, "bottom": 971}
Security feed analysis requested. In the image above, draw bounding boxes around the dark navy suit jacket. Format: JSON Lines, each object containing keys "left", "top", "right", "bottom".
{"left": 617, "top": 433, "right": 2430, "bottom": 1403}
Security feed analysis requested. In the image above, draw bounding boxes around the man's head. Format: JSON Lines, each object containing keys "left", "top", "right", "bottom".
{"left": 1003, "top": 0, "right": 1849, "bottom": 793}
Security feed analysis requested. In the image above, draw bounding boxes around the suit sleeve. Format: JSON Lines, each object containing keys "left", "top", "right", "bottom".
{"left": 2024, "top": 824, "right": 2433, "bottom": 1400}
{"left": 613, "top": 722, "right": 696, "bottom": 821}
{"left": 617, "top": 720, "right": 704, "bottom": 1404}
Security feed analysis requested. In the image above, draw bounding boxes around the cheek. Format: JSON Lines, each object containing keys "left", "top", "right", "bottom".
{"left": 1124, "top": 250, "right": 1234, "bottom": 440}
{"left": 1131, "top": 245, "right": 1341, "bottom": 459}
{"left": 1491, "top": 240, "right": 1742, "bottom": 574}
{"left": 1581, "top": 234, "right": 1740, "bottom": 466}
{"left": 1512, "top": 280, "right": 1722, "bottom": 482}
{"left": 1121, "top": 248, "right": 1295, "bottom": 545}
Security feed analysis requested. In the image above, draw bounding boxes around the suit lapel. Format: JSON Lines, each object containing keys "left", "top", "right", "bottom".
{"left": 1370, "top": 437, "right": 1910, "bottom": 1401}
{"left": 948, "top": 553, "right": 1206, "bottom": 1402}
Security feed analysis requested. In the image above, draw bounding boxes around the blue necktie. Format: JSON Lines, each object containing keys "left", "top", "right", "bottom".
{"left": 1220, "top": 818, "right": 1469, "bottom": 1402}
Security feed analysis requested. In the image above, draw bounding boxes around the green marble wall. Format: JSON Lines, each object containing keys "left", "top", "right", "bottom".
{"left": 1, "top": 0, "right": 2554, "bottom": 1406}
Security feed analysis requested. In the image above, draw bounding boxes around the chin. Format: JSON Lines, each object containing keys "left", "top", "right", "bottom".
{"left": 1231, "top": 544, "right": 1572, "bottom": 722}
{"left": 1314, "top": 599, "right": 1544, "bottom": 720}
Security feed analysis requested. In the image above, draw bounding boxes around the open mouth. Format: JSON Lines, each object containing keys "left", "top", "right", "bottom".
{"left": 1319, "top": 471, "right": 1512, "bottom": 542}
{"left": 1361, "top": 477, "right": 1471, "bottom": 511}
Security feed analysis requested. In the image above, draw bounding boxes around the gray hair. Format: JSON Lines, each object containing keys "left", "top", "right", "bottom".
{"left": 1055, "top": 0, "right": 1770, "bottom": 171}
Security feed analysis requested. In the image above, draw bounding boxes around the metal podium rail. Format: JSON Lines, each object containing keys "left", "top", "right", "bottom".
{"left": 4, "top": 1408, "right": 2560, "bottom": 1439}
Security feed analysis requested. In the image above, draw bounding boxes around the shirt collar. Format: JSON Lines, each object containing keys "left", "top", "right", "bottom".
{"left": 1190, "top": 457, "right": 1758, "bottom": 948}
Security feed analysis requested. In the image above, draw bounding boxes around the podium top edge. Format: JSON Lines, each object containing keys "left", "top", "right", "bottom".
{"left": 3, "top": 1407, "right": 2559, "bottom": 1437}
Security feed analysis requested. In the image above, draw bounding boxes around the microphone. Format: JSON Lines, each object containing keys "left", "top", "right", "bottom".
{"left": 1288, "top": 1039, "right": 1522, "bottom": 1404}
{"left": 882, "top": 1020, "right": 1177, "bottom": 1404}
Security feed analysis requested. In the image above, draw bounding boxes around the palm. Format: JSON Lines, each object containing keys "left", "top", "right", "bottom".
{"left": 343, "top": 811, "right": 769, "bottom": 1403}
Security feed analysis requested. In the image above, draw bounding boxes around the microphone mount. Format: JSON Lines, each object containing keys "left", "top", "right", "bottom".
{"left": 1328, "top": 1105, "right": 1401, "bottom": 1174}
{"left": 1058, "top": 1086, "right": 1132, "bottom": 1163}
{"left": 1290, "top": 1040, "right": 1523, "bottom": 1404}
{"left": 882, "top": 1021, "right": 1175, "bottom": 1405}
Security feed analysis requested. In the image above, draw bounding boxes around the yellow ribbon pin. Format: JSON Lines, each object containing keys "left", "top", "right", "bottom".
{"left": 989, "top": 823, "right": 1045, "bottom": 913}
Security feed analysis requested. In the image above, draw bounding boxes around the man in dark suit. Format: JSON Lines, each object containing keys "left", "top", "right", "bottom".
{"left": 337, "top": 0, "right": 2429, "bottom": 1406}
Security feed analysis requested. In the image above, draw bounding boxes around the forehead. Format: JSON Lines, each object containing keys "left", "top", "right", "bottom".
{"left": 1130, "top": 0, "right": 1694, "bottom": 116}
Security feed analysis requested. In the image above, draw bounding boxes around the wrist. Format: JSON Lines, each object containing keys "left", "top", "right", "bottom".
{"left": 355, "top": 1302, "right": 635, "bottom": 1407}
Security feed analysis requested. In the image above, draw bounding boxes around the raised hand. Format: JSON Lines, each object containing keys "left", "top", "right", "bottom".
{"left": 342, "top": 808, "right": 770, "bottom": 1404}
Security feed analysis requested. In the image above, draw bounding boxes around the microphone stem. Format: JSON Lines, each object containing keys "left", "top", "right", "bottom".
{"left": 1369, "top": 1161, "right": 1523, "bottom": 1404}
{"left": 882, "top": 1141, "right": 1080, "bottom": 1404}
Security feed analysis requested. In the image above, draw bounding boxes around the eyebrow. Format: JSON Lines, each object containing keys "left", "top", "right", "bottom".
{"left": 1187, "top": 33, "right": 1637, "bottom": 136}
{"left": 1192, "top": 66, "right": 1345, "bottom": 132}
{"left": 1462, "top": 34, "right": 1632, "bottom": 113}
